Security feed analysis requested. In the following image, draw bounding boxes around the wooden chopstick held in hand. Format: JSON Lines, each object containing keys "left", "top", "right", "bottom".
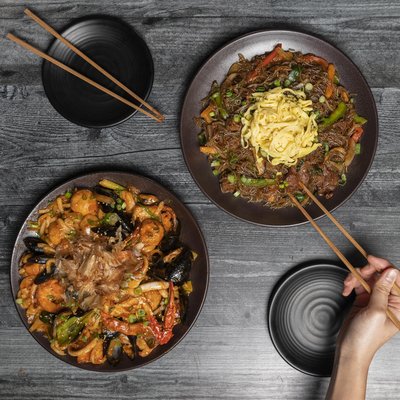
{"left": 289, "top": 192, "right": 400, "bottom": 330}
{"left": 6, "top": 33, "right": 161, "bottom": 123}
{"left": 23, "top": 8, "right": 164, "bottom": 122}
{"left": 299, "top": 182, "right": 400, "bottom": 297}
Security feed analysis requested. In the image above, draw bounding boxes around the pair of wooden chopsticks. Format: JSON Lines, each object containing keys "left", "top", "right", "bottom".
{"left": 7, "top": 9, "right": 164, "bottom": 123}
{"left": 289, "top": 182, "right": 400, "bottom": 330}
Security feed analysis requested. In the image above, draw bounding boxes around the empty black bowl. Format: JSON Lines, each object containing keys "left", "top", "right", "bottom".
{"left": 268, "top": 262, "right": 354, "bottom": 377}
{"left": 42, "top": 16, "right": 154, "bottom": 128}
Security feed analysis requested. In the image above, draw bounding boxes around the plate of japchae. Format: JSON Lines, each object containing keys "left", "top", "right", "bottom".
{"left": 180, "top": 30, "right": 378, "bottom": 226}
{"left": 10, "top": 172, "right": 209, "bottom": 371}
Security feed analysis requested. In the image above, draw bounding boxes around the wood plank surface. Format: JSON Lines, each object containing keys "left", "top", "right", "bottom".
{"left": 1, "top": 1, "right": 400, "bottom": 399}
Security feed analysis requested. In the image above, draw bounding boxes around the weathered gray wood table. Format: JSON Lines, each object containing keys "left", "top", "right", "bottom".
{"left": 1, "top": 1, "right": 399, "bottom": 399}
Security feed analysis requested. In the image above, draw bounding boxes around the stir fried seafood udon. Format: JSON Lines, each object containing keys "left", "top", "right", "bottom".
{"left": 16, "top": 179, "right": 195, "bottom": 365}
{"left": 196, "top": 44, "right": 368, "bottom": 208}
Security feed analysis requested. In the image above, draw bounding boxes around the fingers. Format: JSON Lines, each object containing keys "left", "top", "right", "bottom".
{"left": 369, "top": 268, "right": 398, "bottom": 312}
{"left": 342, "top": 256, "right": 394, "bottom": 297}
{"left": 367, "top": 255, "right": 392, "bottom": 271}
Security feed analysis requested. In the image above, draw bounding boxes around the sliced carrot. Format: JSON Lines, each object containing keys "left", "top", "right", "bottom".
{"left": 200, "top": 146, "right": 218, "bottom": 155}
{"left": 351, "top": 126, "right": 364, "bottom": 142}
{"left": 327, "top": 64, "right": 336, "bottom": 81}
{"left": 200, "top": 104, "right": 215, "bottom": 124}
{"left": 325, "top": 63, "right": 336, "bottom": 99}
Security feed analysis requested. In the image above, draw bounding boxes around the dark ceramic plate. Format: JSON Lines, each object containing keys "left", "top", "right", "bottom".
{"left": 268, "top": 263, "right": 354, "bottom": 377}
{"left": 180, "top": 30, "right": 378, "bottom": 226}
{"left": 42, "top": 16, "right": 154, "bottom": 128}
{"left": 10, "top": 172, "right": 209, "bottom": 372}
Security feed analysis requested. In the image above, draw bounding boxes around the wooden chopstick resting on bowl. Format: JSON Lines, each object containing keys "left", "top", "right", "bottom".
{"left": 23, "top": 9, "right": 164, "bottom": 122}
{"left": 299, "top": 182, "right": 400, "bottom": 297}
{"left": 7, "top": 33, "right": 161, "bottom": 123}
{"left": 288, "top": 192, "right": 400, "bottom": 330}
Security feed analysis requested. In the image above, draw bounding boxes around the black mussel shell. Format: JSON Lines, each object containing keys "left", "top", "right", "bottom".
{"left": 148, "top": 253, "right": 167, "bottom": 280}
{"left": 99, "top": 202, "right": 115, "bottom": 214}
{"left": 93, "top": 186, "right": 120, "bottom": 201}
{"left": 91, "top": 225, "right": 119, "bottom": 237}
{"left": 159, "top": 234, "right": 180, "bottom": 253}
{"left": 34, "top": 262, "right": 56, "bottom": 285}
{"left": 27, "top": 254, "right": 52, "bottom": 264}
{"left": 166, "top": 247, "right": 193, "bottom": 285}
{"left": 106, "top": 336, "right": 123, "bottom": 365}
{"left": 117, "top": 211, "right": 135, "bottom": 233}
{"left": 23, "top": 237, "right": 47, "bottom": 254}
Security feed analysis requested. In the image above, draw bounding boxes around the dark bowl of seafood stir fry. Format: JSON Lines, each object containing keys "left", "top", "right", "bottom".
{"left": 10, "top": 172, "right": 209, "bottom": 371}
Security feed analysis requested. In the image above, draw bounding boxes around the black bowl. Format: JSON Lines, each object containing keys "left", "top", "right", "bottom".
{"left": 10, "top": 172, "right": 209, "bottom": 372}
{"left": 180, "top": 30, "right": 378, "bottom": 226}
{"left": 42, "top": 16, "right": 154, "bottom": 128}
{"left": 268, "top": 262, "right": 354, "bottom": 377}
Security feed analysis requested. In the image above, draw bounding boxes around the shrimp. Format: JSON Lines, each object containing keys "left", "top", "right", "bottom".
{"left": 47, "top": 219, "right": 69, "bottom": 246}
{"left": 70, "top": 189, "right": 98, "bottom": 216}
{"left": 36, "top": 279, "right": 65, "bottom": 313}
{"left": 139, "top": 219, "right": 164, "bottom": 252}
{"left": 101, "top": 312, "right": 151, "bottom": 336}
{"left": 120, "top": 190, "right": 136, "bottom": 214}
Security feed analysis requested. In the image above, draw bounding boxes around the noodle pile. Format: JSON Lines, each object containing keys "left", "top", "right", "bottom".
{"left": 241, "top": 88, "right": 321, "bottom": 167}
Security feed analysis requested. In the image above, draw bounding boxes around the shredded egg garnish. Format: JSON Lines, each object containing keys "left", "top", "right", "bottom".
{"left": 241, "top": 87, "right": 321, "bottom": 167}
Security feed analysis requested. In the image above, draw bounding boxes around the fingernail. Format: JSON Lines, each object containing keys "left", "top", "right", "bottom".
{"left": 385, "top": 269, "right": 397, "bottom": 282}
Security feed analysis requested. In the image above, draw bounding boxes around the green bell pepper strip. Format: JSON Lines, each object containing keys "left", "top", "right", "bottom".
{"left": 240, "top": 175, "right": 275, "bottom": 187}
{"left": 211, "top": 92, "right": 229, "bottom": 119}
{"left": 353, "top": 114, "right": 367, "bottom": 125}
{"left": 320, "top": 102, "right": 347, "bottom": 128}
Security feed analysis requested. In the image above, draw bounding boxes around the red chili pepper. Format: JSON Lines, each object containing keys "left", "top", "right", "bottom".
{"left": 301, "top": 54, "right": 329, "bottom": 70}
{"left": 246, "top": 44, "right": 282, "bottom": 82}
{"left": 351, "top": 126, "right": 364, "bottom": 143}
{"left": 148, "top": 281, "right": 176, "bottom": 345}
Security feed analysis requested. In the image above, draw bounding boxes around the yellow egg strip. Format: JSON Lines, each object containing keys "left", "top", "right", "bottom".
{"left": 241, "top": 87, "right": 321, "bottom": 167}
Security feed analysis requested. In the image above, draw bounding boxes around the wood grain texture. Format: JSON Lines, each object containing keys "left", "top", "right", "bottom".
{"left": 1, "top": 1, "right": 400, "bottom": 399}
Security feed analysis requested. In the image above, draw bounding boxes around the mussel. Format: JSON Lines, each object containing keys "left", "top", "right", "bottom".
{"left": 149, "top": 246, "right": 193, "bottom": 285}
{"left": 159, "top": 234, "right": 180, "bottom": 253}
{"left": 106, "top": 335, "right": 123, "bottom": 365}
{"left": 165, "top": 246, "right": 193, "bottom": 285}
{"left": 23, "top": 237, "right": 54, "bottom": 255}
{"left": 34, "top": 259, "right": 56, "bottom": 284}
{"left": 91, "top": 225, "right": 119, "bottom": 237}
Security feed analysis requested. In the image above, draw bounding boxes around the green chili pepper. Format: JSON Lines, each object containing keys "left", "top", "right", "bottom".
{"left": 225, "top": 89, "right": 233, "bottom": 97}
{"left": 211, "top": 92, "right": 229, "bottom": 119}
{"left": 320, "top": 102, "right": 347, "bottom": 128}
{"left": 64, "top": 190, "right": 72, "bottom": 199}
{"left": 56, "top": 311, "right": 94, "bottom": 346}
{"left": 353, "top": 114, "right": 368, "bottom": 125}
{"left": 273, "top": 79, "right": 281, "bottom": 87}
{"left": 339, "top": 173, "right": 347, "bottom": 186}
{"left": 256, "top": 86, "right": 266, "bottom": 92}
{"left": 240, "top": 175, "right": 275, "bottom": 187}
{"left": 355, "top": 143, "right": 361, "bottom": 155}
{"left": 137, "top": 309, "right": 146, "bottom": 318}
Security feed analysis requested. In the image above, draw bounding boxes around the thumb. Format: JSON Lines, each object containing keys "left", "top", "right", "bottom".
{"left": 369, "top": 268, "right": 398, "bottom": 311}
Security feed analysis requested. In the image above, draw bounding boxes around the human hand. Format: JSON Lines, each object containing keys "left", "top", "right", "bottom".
{"left": 339, "top": 255, "right": 400, "bottom": 364}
